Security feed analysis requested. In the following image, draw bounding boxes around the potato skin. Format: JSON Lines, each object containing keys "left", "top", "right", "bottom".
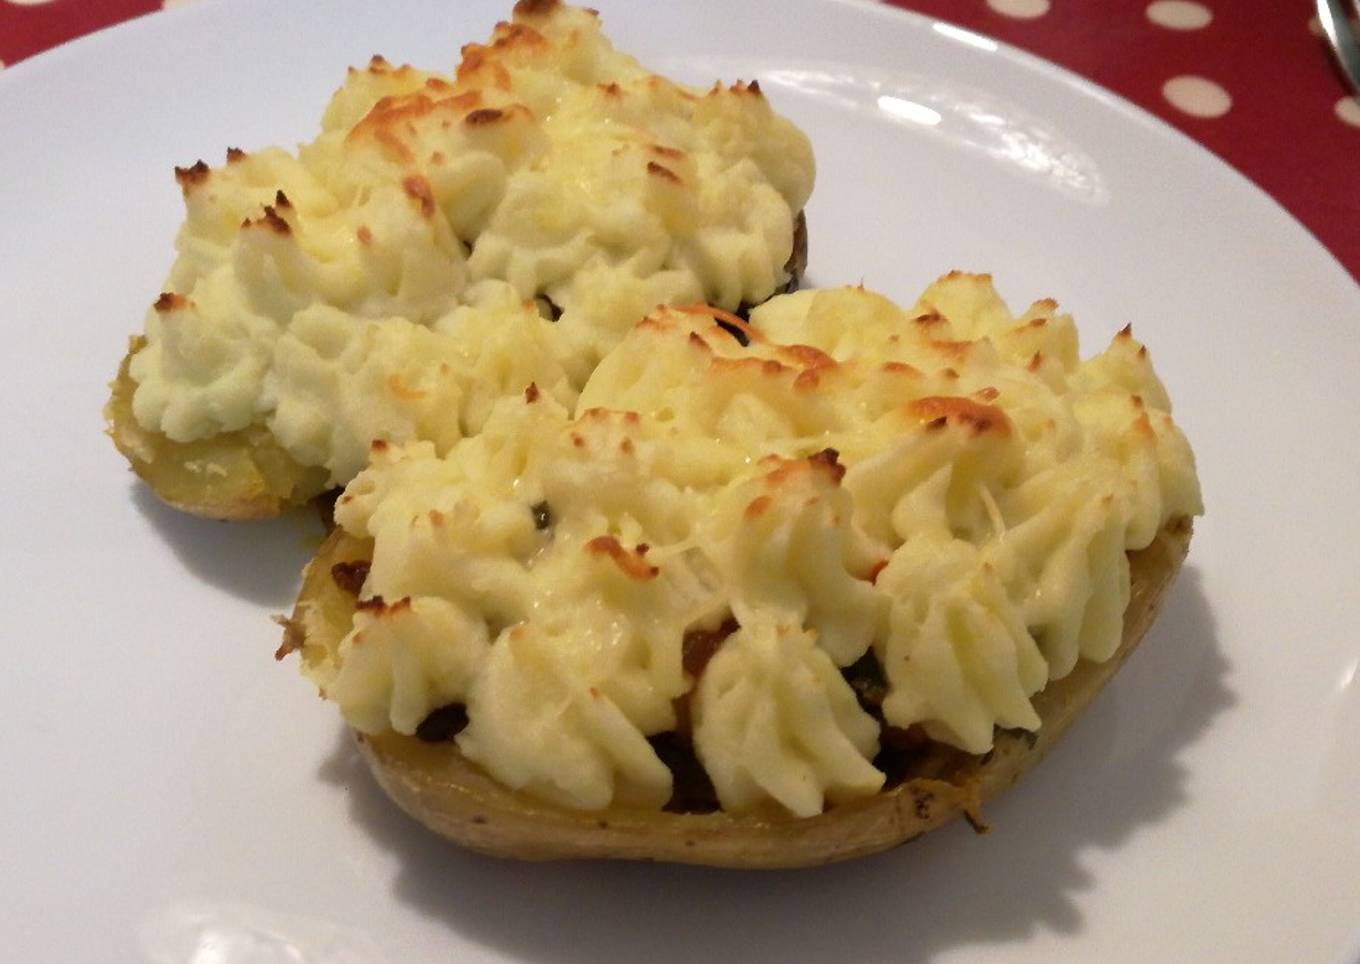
{"left": 287, "top": 518, "right": 1190, "bottom": 868}
{"left": 105, "top": 214, "right": 806, "bottom": 521}
{"left": 105, "top": 337, "right": 330, "bottom": 520}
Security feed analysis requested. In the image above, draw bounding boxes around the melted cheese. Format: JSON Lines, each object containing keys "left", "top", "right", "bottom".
{"left": 302, "top": 276, "right": 1203, "bottom": 814}
{"left": 127, "top": 0, "right": 813, "bottom": 486}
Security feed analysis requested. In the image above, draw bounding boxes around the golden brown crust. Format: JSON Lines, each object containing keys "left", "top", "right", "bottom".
{"left": 104, "top": 336, "right": 330, "bottom": 520}
{"left": 286, "top": 520, "right": 1191, "bottom": 867}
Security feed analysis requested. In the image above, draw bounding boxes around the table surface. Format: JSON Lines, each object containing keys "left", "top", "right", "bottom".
{"left": 2, "top": 0, "right": 1357, "bottom": 281}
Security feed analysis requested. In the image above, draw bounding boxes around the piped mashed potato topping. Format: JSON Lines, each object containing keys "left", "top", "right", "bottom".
{"left": 299, "top": 275, "right": 1202, "bottom": 817}
{"left": 127, "top": 0, "right": 813, "bottom": 486}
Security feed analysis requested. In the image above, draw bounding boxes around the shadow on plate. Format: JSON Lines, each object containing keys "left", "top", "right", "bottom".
{"left": 318, "top": 568, "right": 1229, "bottom": 964}
{"left": 132, "top": 482, "right": 324, "bottom": 609}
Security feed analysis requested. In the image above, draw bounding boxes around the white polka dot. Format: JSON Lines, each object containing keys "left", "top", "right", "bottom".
{"left": 986, "top": 0, "right": 1051, "bottom": 20}
{"left": 1146, "top": 1, "right": 1212, "bottom": 30}
{"left": 1162, "top": 75, "right": 1232, "bottom": 118}
{"left": 4, "top": 0, "right": 59, "bottom": 6}
{"left": 1337, "top": 96, "right": 1360, "bottom": 127}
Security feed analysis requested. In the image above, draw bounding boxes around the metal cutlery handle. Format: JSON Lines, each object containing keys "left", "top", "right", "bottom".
{"left": 1318, "top": 0, "right": 1360, "bottom": 94}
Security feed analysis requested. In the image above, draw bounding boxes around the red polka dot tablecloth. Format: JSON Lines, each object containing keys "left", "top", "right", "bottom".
{"left": 2, "top": 0, "right": 1358, "bottom": 281}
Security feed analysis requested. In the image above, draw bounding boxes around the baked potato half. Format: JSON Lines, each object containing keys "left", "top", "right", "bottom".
{"left": 283, "top": 516, "right": 1190, "bottom": 868}
{"left": 108, "top": 3, "right": 817, "bottom": 524}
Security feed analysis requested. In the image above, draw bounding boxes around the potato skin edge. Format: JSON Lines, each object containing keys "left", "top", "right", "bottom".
{"left": 105, "top": 336, "right": 329, "bottom": 520}
{"left": 293, "top": 519, "right": 1191, "bottom": 868}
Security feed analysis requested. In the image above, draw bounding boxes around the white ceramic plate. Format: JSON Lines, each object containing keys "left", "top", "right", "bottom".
{"left": 2, "top": 1, "right": 1357, "bottom": 961}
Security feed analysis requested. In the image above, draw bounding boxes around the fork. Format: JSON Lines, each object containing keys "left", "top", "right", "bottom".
{"left": 1318, "top": 0, "right": 1360, "bottom": 94}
